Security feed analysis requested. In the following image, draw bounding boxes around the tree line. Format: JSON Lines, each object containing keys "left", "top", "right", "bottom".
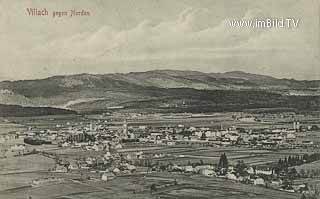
{"left": 274, "top": 153, "right": 320, "bottom": 177}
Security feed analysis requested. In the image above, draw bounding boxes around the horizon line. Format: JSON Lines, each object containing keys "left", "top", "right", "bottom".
{"left": 1, "top": 69, "right": 319, "bottom": 82}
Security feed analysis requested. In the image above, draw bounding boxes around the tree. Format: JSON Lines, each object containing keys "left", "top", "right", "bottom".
{"left": 284, "top": 157, "right": 288, "bottom": 167}
{"left": 300, "top": 194, "right": 306, "bottom": 199}
{"left": 218, "top": 153, "right": 229, "bottom": 174}
{"left": 311, "top": 125, "right": 320, "bottom": 131}
{"left": 234, "top": 160, "right": 248, "bottom": 177}
{"left": 288, "top": 168, "right": 298, "bottom": 180}
{"left": 274, "top": 166, "right": 280, "bottom": 176}
{"left": 251, "top": 138, "right": 257, "bottom": 145}
{"left": 300, "top": 169, "right": 306, "bottom": 178}
{"left": 200, "top": 132, "right": 207, "bottom": 140}
{"left": 200, "top": 160, "right": 204, "bottom": 165}
{"left": 288, "top": 156, "right": 292, "bottom": 166}
{"left": 278, "top": 158, "right": 283, "bottom": 168}
{"left": 159, "top": 163, "right": 166, "bottom": 172}
{"left": 150, "top": 184, "right": 157, "bottom": 193}
{"left": 282, "top": 179, "right": 292, "bottom": 190}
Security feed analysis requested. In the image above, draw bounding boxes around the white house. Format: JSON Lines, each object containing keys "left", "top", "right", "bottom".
{"left": 200, "top": 169, "right": 215, "bottom": 177}
{"left": 184, "top": 165, "right": 194, "bottom": 173}
{"left": 254, "top": 178, "right": 265, "bottom": 185}
{"left": 101, "top": 172, "right": 115, "bottom": 181}
{"left": 226, "top": 173, "right": 237, "bottom": 181}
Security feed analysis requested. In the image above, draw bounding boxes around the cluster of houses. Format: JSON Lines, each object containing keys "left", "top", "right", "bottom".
{"left": 0, "top": 115, "right": 318, "bottom": 160}
{"left": 142, "top": 157, "right": 308, "bottom": 194}
{"left": 1, "top": 112, "right": 317, "bottom": 151}
{"left": 32, "top": 177, "right": 64, "bottom": 187}
{"left": 1, "top": 114, "right": 319, "bottom": 193}
{"left": 49, "top": 143, "right": 138, "bottom": 182}
{"left": 123, "top": 121, "right": 316, "bottom": 149}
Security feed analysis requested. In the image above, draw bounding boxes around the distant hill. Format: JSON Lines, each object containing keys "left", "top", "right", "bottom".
{"left": 0, "top": 104, "right": 76, "bottom": 117}
{"left": 0, "top": 70, "right": 319, "bottom": 114}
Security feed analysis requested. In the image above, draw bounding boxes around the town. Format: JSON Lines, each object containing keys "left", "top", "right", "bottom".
{"left": 1, "top": 111, "right": 320, "bottom": 199}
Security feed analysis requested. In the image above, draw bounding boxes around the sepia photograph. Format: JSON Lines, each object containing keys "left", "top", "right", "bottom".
{"left": 0, "top": 0, "right": 319, "bottom": 198}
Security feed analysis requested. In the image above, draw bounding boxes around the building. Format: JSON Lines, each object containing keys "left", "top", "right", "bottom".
{"left": 200, "top": 169, "right": 215, "bottom": 177}
{"left": 254, "top": 178, "right": 265, "bottom": 185}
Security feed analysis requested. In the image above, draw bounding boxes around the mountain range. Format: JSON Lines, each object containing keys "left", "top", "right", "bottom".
{"left": 0, "top": 70, "right": 319, "bottom": 115}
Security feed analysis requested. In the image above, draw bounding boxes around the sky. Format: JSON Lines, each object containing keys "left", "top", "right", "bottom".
{"left": 0, "top": 0, "right": 319, "bottom": 80}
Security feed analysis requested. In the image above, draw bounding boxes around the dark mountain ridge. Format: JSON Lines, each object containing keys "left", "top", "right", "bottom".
{"left": 0, "top": 70, "right": 319, "bottom": 114}
{"left": 0, "top": 104, "right": 76, "bottom": 117}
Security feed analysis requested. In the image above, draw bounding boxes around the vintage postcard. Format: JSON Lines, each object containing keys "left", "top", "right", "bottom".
{"left": 0, "top": 0, "right": 319, "bottom": 198}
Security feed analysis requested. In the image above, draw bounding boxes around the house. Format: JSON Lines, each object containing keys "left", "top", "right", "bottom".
{"left": 190, "top": 135, "right": 198, "bottom": 141}
{"left": 92, "top": 144, "right": 100, "bottom": 151}
{"left": 221, "top": 139, "right": 231, "bottom": 146}
{"left": 247, "top": 167, "right": 255, "bottom": 175}
{"left": 226, "top": 173, "right": 237, "bottom": 180}
{"left": 101, "top": 172, "right": 115, "bottom": 181}
{"left": 247, "top": 166, "right": 273, "bottom": 175}
{"left": 32, "top": 177, "right": 64, "bottom": 187}
{"left": 238, "top": 117, "right": 256, "bottom": 122}
{"left": 270, "top": 136, "right": 284, "bottom": 144}
{"left": 292, "top": 184, "right": 306, "bottom": 192}
{"left": 166, "top": 141, "right": 176, "bottom": 146}
{"left": 225, "top": 133, "right": 239, "bottom": 142}
{"left": 254, "top": 178, "right": 265, "bottom": 185}
{"left": 271, "top": 179, "right": 282, "bottom": 186}
{"left": 256, "top": 169, "right": 273, "bottom": 175}
{"left": 200, "top": 169, "right": 215, "bottom": 177}
{"left": 53, "top": 165, "right": 67, "bottom": 173}
{"left": 195, "top": 131, "right": 203, "bottom": 138}
{"left": 301, "top": 140, "right": 313, "bottom": 146}
{"left": 10, "top": 144, "right": 26, "bottom": 153}
{"left": 68, "top": 162, "right": 79, "bottom": 170}
{"left": 104, "top": 152, "right": 112, "bottom": 159}
{"left": 184, "top": 165, "right": 194, "bottom": 173}
{"left": 124, "top": 163, "right": 136, "bottom": 172}
{"left": 61, "top": 142, "right": 69, "bottom": 147}
{"left": 286, "top": 133, "right": 296, "bottom": 142}
{"left": 193, "top": 165, "right": 213, "bottom": 173}
{"left": 113, "top": 168, "right": 120, "bottom": 174}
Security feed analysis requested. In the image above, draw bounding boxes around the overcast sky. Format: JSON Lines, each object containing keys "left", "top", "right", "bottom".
{"left": 0, "top": 0, "right": 319, "bottom": 80}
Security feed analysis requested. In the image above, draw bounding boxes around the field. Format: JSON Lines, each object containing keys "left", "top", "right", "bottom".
{"left": 6, "top": 115, "right": 84, "bottom": 130}
{"left": 294, "top": 160, "right": 320, "bottom": 171}
{"left": 0, "top": 145, "right": 306, "bottom": 199}
{"left": 0, "top": 119, "right": 26, "bottom": 135}
{"left": 0, "top": 172, "right": 299, "bottom": 199}
{"left": 0, "top": 155, "right": 55, "bottom": 193}
{"left": 0, "top": 154, "right": 54, "bottom": 174}
{"left": 0, "top": 113, "right": 319, "bottom": 198}
{"left": 47, "top": 145, "right": 320, "bottom": 167}
{"left": 121, "top": 145, "right": 320, "bottom": 166}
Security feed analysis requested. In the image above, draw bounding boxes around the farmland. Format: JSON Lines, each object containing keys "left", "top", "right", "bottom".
{"left": 0, "top": 172, "right": 299, "bottom": 199}
{"left": 0, "top": 112, "right": 319, "bottom": 198}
